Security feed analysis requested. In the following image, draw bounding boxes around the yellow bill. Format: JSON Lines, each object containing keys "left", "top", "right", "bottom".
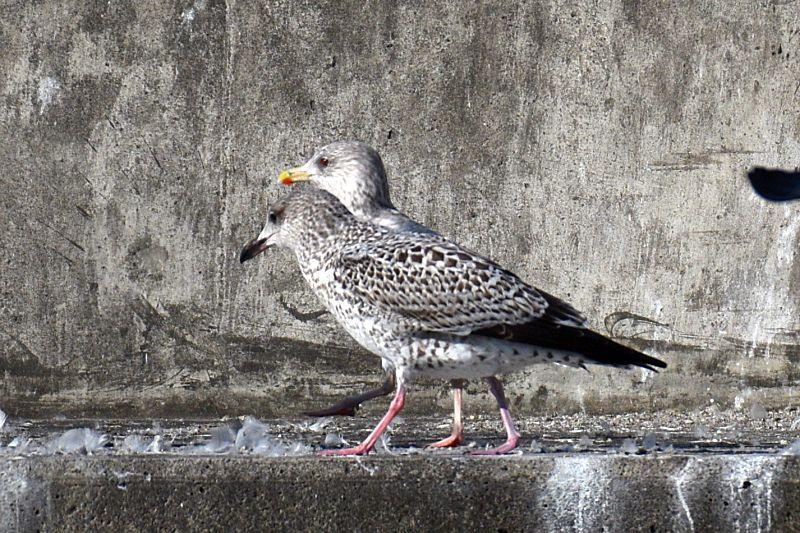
{"left": 278, "top": 168, "right": 311, "bottom": 185}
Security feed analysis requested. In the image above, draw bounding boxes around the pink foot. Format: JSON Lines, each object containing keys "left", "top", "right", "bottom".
{"left": 471, "top": 377, "right": 521, "bottom": 455}
{"left": 317, "top": 382, "right": 406, "bottom": 457}
{"left": 429, "top": 382, "right": 466, "bottom": 449}
{"left": 428, "top": 430, "right": 464, "bottom": 449}
{"left": 470, "top": 435, "right": 520, "bottom": 455}
{"left": 317, "top": 445, "right": 372, "bottom": 456}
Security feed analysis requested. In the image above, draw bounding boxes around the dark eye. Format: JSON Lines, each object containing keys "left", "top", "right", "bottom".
{"left": 318, "top": 157, "right": 330, "bottom": 168}
{"left": 268, "top": 212, "right": 277, "bottom": 224}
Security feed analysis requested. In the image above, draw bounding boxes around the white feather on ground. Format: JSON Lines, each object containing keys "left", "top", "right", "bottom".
{"left": 51, "top": 428, "right": 108, "bottom": 455}
{"left": 204, "top": 424, "right": 237, "bottom": 453}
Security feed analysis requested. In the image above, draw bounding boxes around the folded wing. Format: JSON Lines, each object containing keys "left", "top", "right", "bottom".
{"left": 332, "top": 234, "right": 665, "bottom": 371}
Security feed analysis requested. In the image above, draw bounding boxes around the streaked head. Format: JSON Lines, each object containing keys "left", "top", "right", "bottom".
{"left": 239, "top": 187, "right": 353, "bottom": 263}
{"left": 278, "top": 140, "right": 393, "bottom": 216}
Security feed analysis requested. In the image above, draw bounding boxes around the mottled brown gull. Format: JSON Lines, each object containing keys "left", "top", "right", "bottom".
{"left": 240, "top": 188, "right": 666, "bottom": 455}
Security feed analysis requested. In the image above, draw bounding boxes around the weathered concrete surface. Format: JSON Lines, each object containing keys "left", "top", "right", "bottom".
{"left": 0, "top": 453, "right": 799, "bottom": 532}
{"left": 1, "top": 1, "right": 799, "bottom": 417}
{"left": 1, "top": 412, "right": 798, "bottom": 531}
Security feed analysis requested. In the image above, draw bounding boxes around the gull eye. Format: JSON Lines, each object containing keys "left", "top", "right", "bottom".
{"left": 318, "top": 157, "right": 330, "bottom": 168}
{"left": 268, "top": 212, "right": 277, "bottom": 224}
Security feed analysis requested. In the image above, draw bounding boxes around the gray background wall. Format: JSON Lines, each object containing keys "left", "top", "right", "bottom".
{"left": 1, "top": 0, "right": 798, "bottom": 418}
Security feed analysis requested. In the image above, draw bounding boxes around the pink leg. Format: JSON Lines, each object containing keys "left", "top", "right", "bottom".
{"left": 429, "top": 381, "right": 465, "bottom": 448}
{"left": 318, "top": 383, "right": 406, "bottom": 456}
{"left": 471, "top": 376, "right": 521, "bottom": 455}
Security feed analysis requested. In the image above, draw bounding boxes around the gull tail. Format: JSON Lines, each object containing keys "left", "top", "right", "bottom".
{"left": 748, "top": 167, "right": 800, "bottom": 202}
{"left": 475, "top": 321, "right": 667, "bottom": 372}
{"left": 559, "top": 327, "right": 667, "bottom": 372}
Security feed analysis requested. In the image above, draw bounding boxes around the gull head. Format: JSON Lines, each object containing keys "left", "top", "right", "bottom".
{"left": 239, "top": 187, "right": 353, "bottom": 263}
{"left": 278, "top": 140, "right": 393, "bottom": 216}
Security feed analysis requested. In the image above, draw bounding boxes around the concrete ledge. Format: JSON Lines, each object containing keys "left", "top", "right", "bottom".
{"left": 1, "top": 453, "right": 797, "bottom": 532}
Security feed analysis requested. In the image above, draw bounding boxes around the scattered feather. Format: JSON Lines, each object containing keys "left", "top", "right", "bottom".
{"left": 619, "top": 438, "right": 638, "bottom": 454}
{"left": 575, "top": 435, "right": 592, "bottom": 450}
{"left": 749, "top": 403, "right": 768, "bottom": 421}
{"left": 53, "top": 428, "right": 108, "bottom": 455}
{"left": 693, "top": 425, "right": 711, "bottom": 440}
{"left": 119, "top": 435, "right": 149, "bottom": 454}
{"left": 292, "top": 418, "right": 333, "bottom": 432}
{"left": 235, "top": 416, "right": 272, "bottom": 452}
{"left": 8, "top": 436, "right": 34, "bottom": 454}
{"left": 147, "top": 434, "right": 171, "bottom": 453}
{"left": 308, "top": 418, "right": 332, "bottom": 432}
{"left": 781, "top": 440, "right": 800, "bottom": 456}
{"left": 234, "top": 416, "right": 309, "bottom": 456}
{"left": 284, "top": 441, "right": 312, "bottom": 456}
{"left": 378, "top": 433, "right": 394, "bottom": 454}
{"left": 324, "top": 433, "right": 348, "bottom": 447}
{"left": 204, "top": 425, "right": 236, "bottom": 453}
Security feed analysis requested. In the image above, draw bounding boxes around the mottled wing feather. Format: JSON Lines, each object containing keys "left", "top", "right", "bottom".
{"left": 331, "top": 234, "right": 583, "bottom": 335}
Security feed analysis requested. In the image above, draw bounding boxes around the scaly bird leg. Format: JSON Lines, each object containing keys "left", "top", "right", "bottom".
{"left": 428, "top": 380, "right": 466, "bottom": 448}
{"left": 304, "top": 373, "right": 396, "bottom": 417}
{"left": 471, "top": 376, "right": 520, "bottom": 455}
{"left": 318, "top": 382, "right": 407, "bottom": 456}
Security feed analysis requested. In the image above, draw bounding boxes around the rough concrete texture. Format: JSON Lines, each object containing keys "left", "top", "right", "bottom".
{"left": 1, "top": 412, "right": 800, "bottom": 532}
{"left": 1, "top": 453, "right": 799, "bottom": 532}
{"left": 1, "top": 1, "right": 799, "bottom": 418}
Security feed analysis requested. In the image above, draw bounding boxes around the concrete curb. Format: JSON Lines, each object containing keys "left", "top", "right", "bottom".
{"left": 1, "top": 453, "right": 797, "bottom": 532}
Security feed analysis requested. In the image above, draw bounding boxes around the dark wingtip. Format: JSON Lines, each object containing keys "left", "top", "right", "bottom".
{"left": 629, "top": 356, "right": 667, "bottom": 373}
{"left": 747, "top": 167, "right": 800, "bottom": 202}
{"left": 642, "top": 360, "right": 667, "bottom": 372}
{"left": 580, "top": 329, "right": 667, "bottom": 371}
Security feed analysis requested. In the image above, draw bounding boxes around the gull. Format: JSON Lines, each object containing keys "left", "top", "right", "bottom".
{"left": 240, "top": 187, "right": 666, "bottom": 455}
{"left": 279, "top": 140, "right": 466, "bottom": 447}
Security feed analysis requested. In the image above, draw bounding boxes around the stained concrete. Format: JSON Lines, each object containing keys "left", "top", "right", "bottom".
{"left": 0, "top": 412, "right": 799, "bottom": 532}
{"left": 1, "top": 453, "right": 798, "bottom": 533}
{"left": 1, "top": 1, "right": 799, "bottom": 419}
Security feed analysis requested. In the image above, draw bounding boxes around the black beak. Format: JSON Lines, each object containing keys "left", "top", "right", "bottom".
{"left": 240, "top": 237, "right": 269, "bottom": 263}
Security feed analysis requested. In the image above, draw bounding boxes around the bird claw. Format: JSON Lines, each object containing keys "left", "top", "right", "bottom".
{"left": 427, "top": 431, "right": 464, "bottom": 449}
{"left": 317, "top": 445, "right": 372, "bottom": 456}
{"left": 469, "top": 437, "right": 520, "bottom": 455}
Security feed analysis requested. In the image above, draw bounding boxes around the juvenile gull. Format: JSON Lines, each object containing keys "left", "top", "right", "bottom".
{"left": 280, "top": 140, "right": 466, "bottom": 448}
{"left": 240, "top": 188, "right": 666, "bottom": 455}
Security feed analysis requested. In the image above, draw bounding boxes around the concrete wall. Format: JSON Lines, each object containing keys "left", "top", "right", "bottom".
{"left": 1, "top": 0, "right": 798, "bottom": 417}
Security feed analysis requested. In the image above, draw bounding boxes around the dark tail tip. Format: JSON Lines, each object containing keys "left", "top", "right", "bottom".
{"left": 585, "top": 330, "right": 667, "bottom": 371}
